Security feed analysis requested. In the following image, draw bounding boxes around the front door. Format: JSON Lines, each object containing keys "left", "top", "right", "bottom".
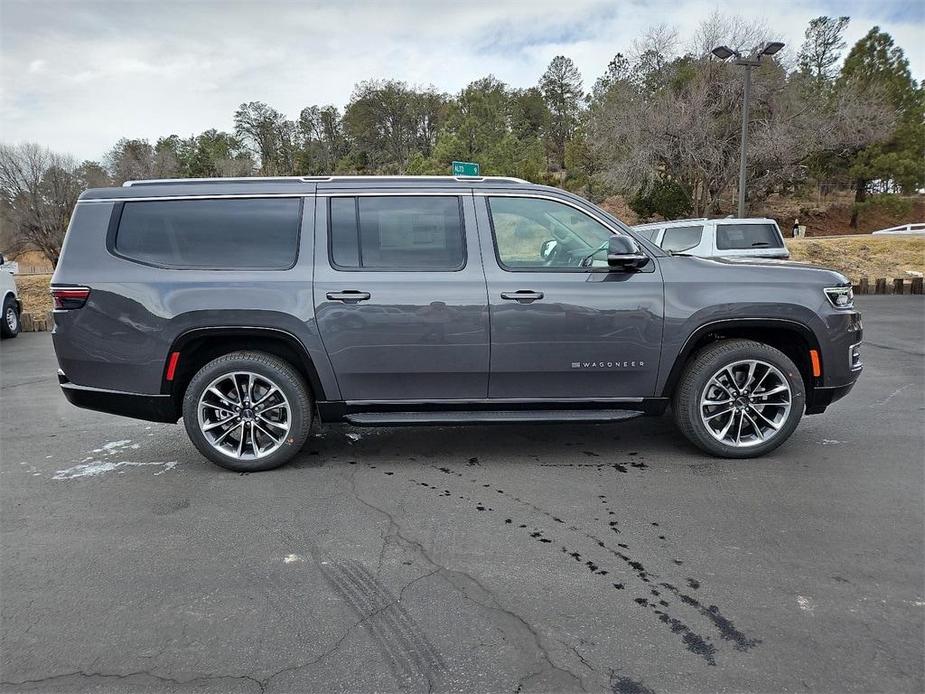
{"left": 476, "top": 193, "right": 664, "bottom": 399}
{"left": 313, "top": 192, "right": 489, "bottom": 401}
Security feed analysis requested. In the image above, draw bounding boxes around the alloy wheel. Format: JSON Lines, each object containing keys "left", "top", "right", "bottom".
{"left": 699, "top": 359, "right": 792, "bottom": 448}
{"left": 197, "top": 371, "right": 292, "bottom": 460}
{"left": 6, "top": 306, "right": 17, "bottom": 332}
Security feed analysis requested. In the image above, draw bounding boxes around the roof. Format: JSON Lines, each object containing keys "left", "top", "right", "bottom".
{"left": 632, "top": 217, "right": 776, "bottom": 229}
{"left": 79, "top": 175, "right": 536, "bottom": 201}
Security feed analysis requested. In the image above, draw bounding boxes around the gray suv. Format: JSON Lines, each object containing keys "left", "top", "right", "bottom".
{"left": 51, "top": 176, "right": 862, "bottom": 471}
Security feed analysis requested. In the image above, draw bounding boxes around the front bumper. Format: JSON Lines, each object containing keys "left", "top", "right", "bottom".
{"left": 58, "top": 371, "right": 178, "bottom": 423}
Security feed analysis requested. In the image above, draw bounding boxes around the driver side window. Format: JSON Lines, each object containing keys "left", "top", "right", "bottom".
{"left": 488, "top": 196, "right": 614, "bottom": 271}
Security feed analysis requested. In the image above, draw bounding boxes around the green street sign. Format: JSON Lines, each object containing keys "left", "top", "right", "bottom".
{"left": 452, "top": 161, "right": 480, "bottom": 177}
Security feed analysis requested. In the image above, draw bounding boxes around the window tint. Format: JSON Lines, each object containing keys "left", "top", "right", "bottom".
{"left": 488, "top": 196, "right": 613, "bottom": 270}
{"left": 660, "top": 225, "right": 703, "bottom": 253}
{"left": 329, "top": 196, "right": 464, "bottom": 270}
{"left": 716, "top": 223, "right": 783, "bottom": 250}
{"left": 115, "top": 198, "right": 301, "bottom": 269}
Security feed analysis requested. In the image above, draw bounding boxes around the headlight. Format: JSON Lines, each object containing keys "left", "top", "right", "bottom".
{"left": 824, "top": 286, "right": 854, "bottom": 309}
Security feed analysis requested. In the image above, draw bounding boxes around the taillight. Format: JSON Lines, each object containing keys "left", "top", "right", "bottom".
{"left": 52, "top": 287, "right": 90, "bottom": 310}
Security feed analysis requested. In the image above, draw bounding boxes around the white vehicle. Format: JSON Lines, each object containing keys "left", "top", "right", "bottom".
{"left": 0, "top": 253, "right": 21, "bottom": 339}
{"left": 632, "top": 217, "right": 790, "bottom": 260}
{"left": 871, "top": 223, "right": 925, "bottom": 236}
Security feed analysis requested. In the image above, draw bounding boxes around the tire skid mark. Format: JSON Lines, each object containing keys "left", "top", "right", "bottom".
{"left": 658, "top": 582, "right": 759, "bottom": 651}
{"left": 320, "top": 559, "right": 445, "bottom": 688}
{"left": 397, "top": 464, "right": 732, "bottom": 666}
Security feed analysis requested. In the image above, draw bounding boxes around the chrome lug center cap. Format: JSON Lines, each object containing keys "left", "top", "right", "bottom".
{"left": 241, "top": 408, "right": 255, "bottom": 421}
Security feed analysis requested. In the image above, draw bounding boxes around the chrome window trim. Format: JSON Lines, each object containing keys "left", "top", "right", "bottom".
{"left": 475, "top": 191, "right": 626, "bottom": 237}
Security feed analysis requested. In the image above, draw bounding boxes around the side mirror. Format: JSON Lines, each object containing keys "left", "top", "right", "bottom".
{"left": 540, "top": 239, "right": 557, "bottom": 259}
{"left": 607, "top": 236, "right": 649, "bottom": 270}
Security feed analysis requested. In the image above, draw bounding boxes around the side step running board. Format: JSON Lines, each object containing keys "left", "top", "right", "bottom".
{"left": 344, "top": 409, "right": 644, "bottom": 426}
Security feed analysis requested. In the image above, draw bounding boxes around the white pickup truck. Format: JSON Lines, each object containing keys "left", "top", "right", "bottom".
{"left": 0, "top": 253, "right": 21, "bottom": 338}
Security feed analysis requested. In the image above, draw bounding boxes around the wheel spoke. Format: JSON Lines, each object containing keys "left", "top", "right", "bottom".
{"left": 757, "top": 384, "right": 789, "bottom": 397}
{"left": 703, "top": 397, "right": 732, "bottom": 406}
{"left": 254, "top": 386, "right": 279, "bottom": 407}
{"left": 202, "top": 415, "right": 237, "bottom": 431}
{"left": 735, "top": 412, "right": 744, "bottom": 445}
{"left": 257, "top": 414, "right": 287, "bottom": 431}
{"left": 743, "top": 411, "right": 763, "bottom": 440}
{"left": 253, "top": 420, "right": 281, "bottom": 444}
{"left": 743, "top": 361, "right": 757, "bottom": 390}
{"left": 214, "top": 420, "right": 243, "bottom": 445}
{"left": 751, "top": 407, "right": 783, "bottom": 430}
{"left": 704, "top": 407, "right": 734, "bottom": 421}
{"left": 710, "top": 378, "right": 734, "bottom": 398}
{"left": 207, "top": 386, "right": 236, "bottom": 408}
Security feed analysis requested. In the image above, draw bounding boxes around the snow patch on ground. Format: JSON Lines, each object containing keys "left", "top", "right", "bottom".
{"left": 797, "top": 595, "right": 815, "bottom": 613}
{"left": 53, "top": 460, "right": 179, "bottom": 480}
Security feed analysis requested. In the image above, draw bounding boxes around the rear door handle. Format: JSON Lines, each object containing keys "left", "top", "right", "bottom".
{"left": 326, "top": 291, "right": 371, "bottom": 303}
{"left": 500, "top": 290, "right": 544, "bottom": 304}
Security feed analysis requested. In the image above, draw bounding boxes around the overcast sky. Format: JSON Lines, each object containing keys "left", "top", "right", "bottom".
{"left": 1, "top": 0, "right": 922, "bottom": 162}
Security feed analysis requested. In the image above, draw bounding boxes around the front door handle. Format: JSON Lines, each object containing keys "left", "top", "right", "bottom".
{"left": 326, "top": 291, "right": 371, "bottom": 303}
{"left": 500, "top": 290, "right": 544, "bottom": 304}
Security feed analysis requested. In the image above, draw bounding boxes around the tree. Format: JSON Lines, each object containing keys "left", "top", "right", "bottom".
{"left": 539, "top": 56, "right": 583, "bottom": 169}
{"left": 297, "top": 105, "right": 346, "bottom": 174}
{"left": 629, "top": 178, "right": 693, "bottom": 220}
{"left": 342, "top": 81, "right": 445, "bottom": 173}
{"left": 105, "top": 138, "right": 156, "bottom": 183}
{"left": 838, "top": 27, "right": 923, "bottom": 224}
{"left": 0, "top": 143, "right": 83, "bottom": 265}
{"left": 234, "top": 101, "right": 297, "bottom": 175}
{"left": 798, "top": 16, "right": 850, "bottom": 87}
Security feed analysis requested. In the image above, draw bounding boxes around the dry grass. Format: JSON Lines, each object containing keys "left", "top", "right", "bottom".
{"left": 787, "top": 236, "right": 925, "bottom": 281}
{"left": 15, "top": 274, "right": 53, "bottom": 314}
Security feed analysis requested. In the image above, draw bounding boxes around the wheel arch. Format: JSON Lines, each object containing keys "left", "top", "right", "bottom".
{"left": 661, "top": 318, "right": 823, "bottom": 401}
{"left": 162, "top": 326, "right": 327, "bottom": 409}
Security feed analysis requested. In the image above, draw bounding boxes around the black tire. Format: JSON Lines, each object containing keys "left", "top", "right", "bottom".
{"left": 673, "top": 339, "right": 805, "bottom": 458}
{"left": 1, "top": 296, "right": 19, "bottom": 339}
{"left": 182, "top": 351, "right": 312, "bottom": 472}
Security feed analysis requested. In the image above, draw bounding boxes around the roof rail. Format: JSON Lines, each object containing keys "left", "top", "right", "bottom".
{"left": 122, "top": 175, "right": 529, "bottom": 187}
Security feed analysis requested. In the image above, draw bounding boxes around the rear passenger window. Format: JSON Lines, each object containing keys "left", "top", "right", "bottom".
{"left": 329, "top": 196, "right": 465, "bottom": 271}
{"left": 716, "top": 223, "right": 783, "bottom": 250}
{"left": 660, "top": 225, "right": 703, "bottom": 253}
{"left": 114, "top": 198, "right": 301, "bottom": 269}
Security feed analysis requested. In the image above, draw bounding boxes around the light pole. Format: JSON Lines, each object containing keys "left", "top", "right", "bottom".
{"left": 712, "top": 41, "right": 784, "bottom": 218}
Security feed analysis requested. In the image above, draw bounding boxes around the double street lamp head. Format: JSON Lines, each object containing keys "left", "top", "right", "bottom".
{"left": 711, "top": 41, "right": 785, "bottom": 64}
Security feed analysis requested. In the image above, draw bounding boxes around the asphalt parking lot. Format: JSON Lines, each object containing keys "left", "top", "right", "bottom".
{"left": 1, "top": 296, "right": 923, "bottom": 694}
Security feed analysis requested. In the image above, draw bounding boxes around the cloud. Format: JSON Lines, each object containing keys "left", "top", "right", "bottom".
{"left": 1, "top": 0, "right": 922, "bottom": 161}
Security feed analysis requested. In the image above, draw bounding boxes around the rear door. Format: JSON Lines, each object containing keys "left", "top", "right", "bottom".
{"left": 312, "top": 190, "right": 489, "bottom": 401}
{"left": 475, "top": 192, "right": 664, "bottom": 399}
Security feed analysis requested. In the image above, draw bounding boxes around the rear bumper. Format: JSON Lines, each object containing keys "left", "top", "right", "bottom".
{"left": 59, "top": 371, "right": 178, "bottom": 423}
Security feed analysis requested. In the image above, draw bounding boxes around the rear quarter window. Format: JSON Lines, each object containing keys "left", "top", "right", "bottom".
{"left": 113, "top": 197, "right": 302, "bottom": 269}
{"left": 660, "top": 225, "right": 703, "bottom": 252}
{"left": 715, "top": 223, "right": 783, "bottom": 250}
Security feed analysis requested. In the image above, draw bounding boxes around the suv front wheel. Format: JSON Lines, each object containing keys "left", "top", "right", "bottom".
{"left": 182, "top": 351, "right": 313, "bottom": 472}
{"left": 673, "top": 339, "right": 805, "bottom": 458}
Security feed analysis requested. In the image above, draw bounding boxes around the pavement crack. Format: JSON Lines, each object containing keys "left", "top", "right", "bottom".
{"left": 0, "top": 670, "right": 265, "bottom": 692}
{"left": 343, "top": 467, "right": 587, "bottom": 693}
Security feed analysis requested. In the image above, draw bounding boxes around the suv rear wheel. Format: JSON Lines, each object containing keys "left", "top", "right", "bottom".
{"left": 182, "top": 351, "right": 312, "bottom": 472}
{"left": 673, "top": 339, "right": 805, "bottom": 458}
